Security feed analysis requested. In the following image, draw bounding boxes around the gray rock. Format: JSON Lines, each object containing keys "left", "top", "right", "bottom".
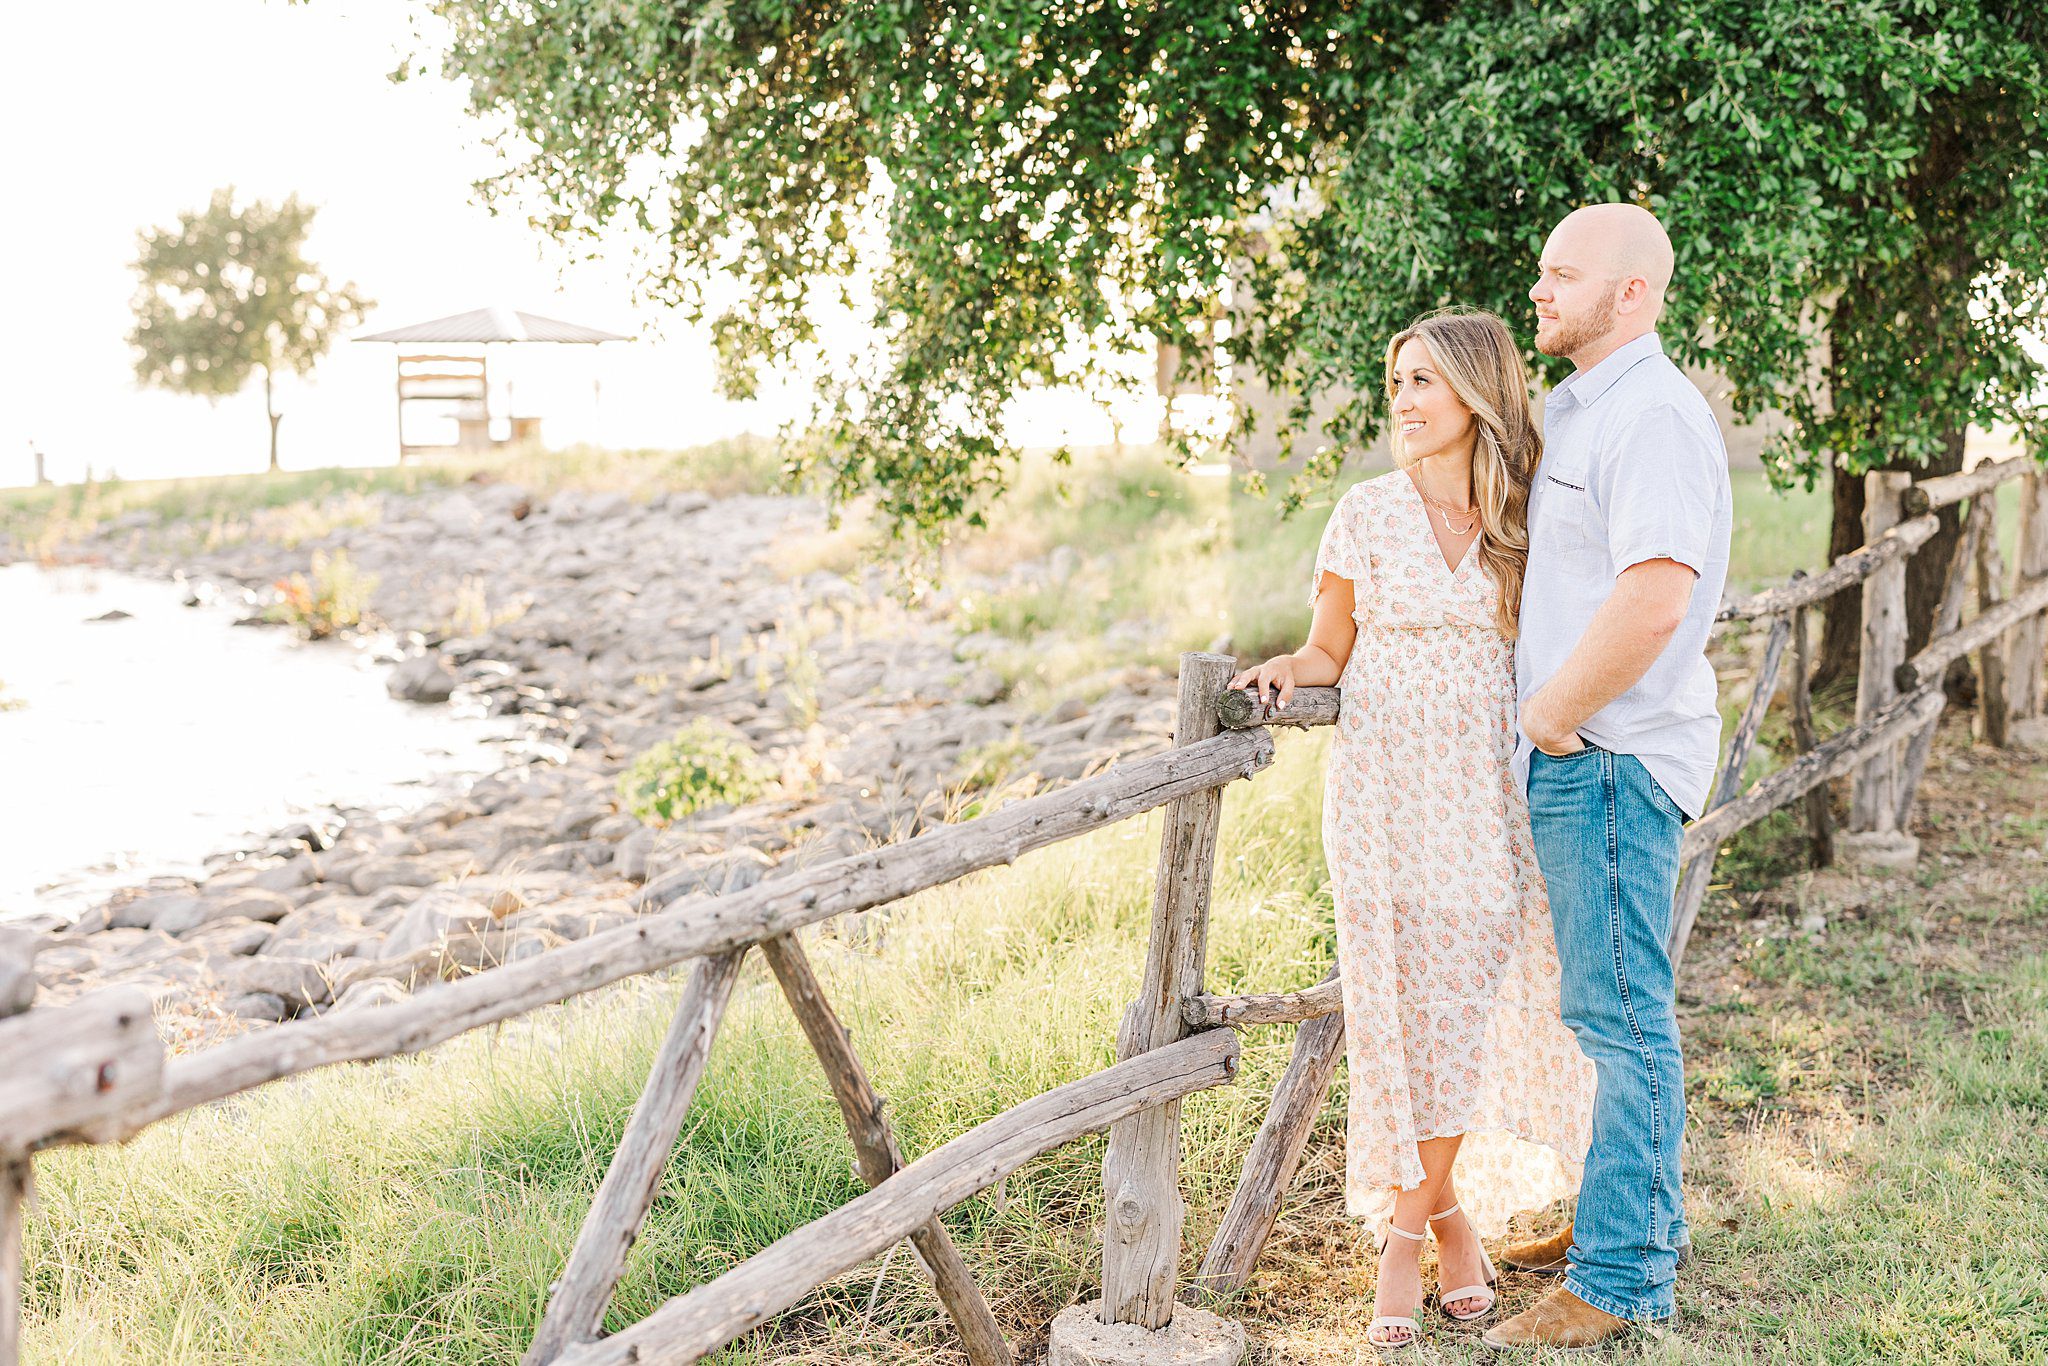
{"left": 347, "top": 851, "right": 476, "bottom": 896}
{"left": 183, "top": 917, "right": 277, "bottom": 956}
{"left": 547, "top": 804, "right": 612, "bottom": 842}
{"left": 112, "top": 894, "right": 203, "bottom": 932}
{"left": 332, "top": 977, "right": 412, "bottom": 1013}
{"left": 633, "top": 847, "right": 776, "bottom": 912}
{"left": 253, "top": 855, "right": 320, "bottom": 892}
{"left": 225, "top": 991, "right": 292, "bottom": 1023}
{"left": 384, "top": 889, "right": 499, "bottom": 959}
{"left": 611, "top": 826, "right": 657, "bottom": 883}
{"left": 387, "top": 653, "right": 457, "bottom": 703}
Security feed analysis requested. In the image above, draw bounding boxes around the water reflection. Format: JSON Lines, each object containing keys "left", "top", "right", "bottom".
{"left": 0, "top": 562, "right": 520, "bottom": 923}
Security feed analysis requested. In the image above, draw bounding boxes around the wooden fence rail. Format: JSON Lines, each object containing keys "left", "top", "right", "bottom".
{"left": 1, "top": 457, "right": 2044, "bottom": 1366}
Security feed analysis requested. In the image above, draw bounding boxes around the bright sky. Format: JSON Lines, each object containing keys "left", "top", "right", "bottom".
{"left": 0, "top": 1, "right": 1142, "bottom": 490}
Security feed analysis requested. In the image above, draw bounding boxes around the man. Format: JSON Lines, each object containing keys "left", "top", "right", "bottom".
{"left": 1484, "top": 203, "right": 1732, "bottom": 1350}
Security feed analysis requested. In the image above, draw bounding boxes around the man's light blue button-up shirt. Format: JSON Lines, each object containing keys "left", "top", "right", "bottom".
{"left": 1511, "top": 332, "right": 1733, "bottom": 820}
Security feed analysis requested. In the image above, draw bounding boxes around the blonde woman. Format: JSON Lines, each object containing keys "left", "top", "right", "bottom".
{"left": 1229, "top": 309, "right": 1595, "bottom": 1349}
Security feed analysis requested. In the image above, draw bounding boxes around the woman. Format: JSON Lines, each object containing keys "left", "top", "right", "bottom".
{"left": 1229, "top": 309, "right": 1594, "bottom": 1349}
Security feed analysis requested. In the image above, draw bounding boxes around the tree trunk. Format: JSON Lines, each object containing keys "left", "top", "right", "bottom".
{"left": 265, "top": 367, "right": 282, "bottom": 473}
{"left": 1815, "top": 466, "right": 1866, "bottom": 690}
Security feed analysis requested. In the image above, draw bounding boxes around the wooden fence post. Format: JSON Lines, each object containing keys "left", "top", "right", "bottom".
{"left": 1096, "top": 652, "right": 1235, "bottom": 1329}
{"left": 1189, "top": 971, "right": 1344, "bottom": 1301}
{"left": 2008, "top": 471, "right": 2048, "bottom": 746}
{"left": 759, "top": 934, "right": 1010, "bottom": 1366}
{"left": 1842, "top": 471, "right": 1919, "bottom": 868}
{"left": 1669, "top": 612, "right": 1790, "bottom": 969}
{"left": 0, "top": 1157, "right": 23, "bottom": 1366}
{"left": 524, "top": 950, "right": 747, "bottom": 1364}
{"left": 1789, "top": 604, "right": 1833, "bottom": 867}
{"left": 1977, "top": 521, "right": 2012, "bottom": 749}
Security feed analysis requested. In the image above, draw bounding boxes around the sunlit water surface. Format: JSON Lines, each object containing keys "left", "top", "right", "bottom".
{"left": 0, "top": 562, "right": 521, "bottom": 923}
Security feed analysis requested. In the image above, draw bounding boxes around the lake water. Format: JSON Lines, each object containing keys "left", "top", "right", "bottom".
{"left": 0, "top": 562, "right": 521, "bottom": 924}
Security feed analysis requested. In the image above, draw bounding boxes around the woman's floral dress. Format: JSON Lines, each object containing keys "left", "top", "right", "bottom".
{"left": 1311, "top": 468, "right": 1595, "bottom": 1237}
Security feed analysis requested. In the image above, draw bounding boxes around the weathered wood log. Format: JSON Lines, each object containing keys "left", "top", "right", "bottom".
{"left": 1716, "top": 514, "right": 1938, "bottom": 622}
{"left": 1901, "top": 453, "right": 2035, "bottom": 515}
{"left": 90, "top": 727, "right": 1274, "bottom": 1148}
{"left": 1894, "top": 569, "right": 2048, "bottom": 697}
{"left": 1215, "top": 685, "right": 1339, "bottom": 731}
{"left": 1680, "top": 686, "right": 1945, "bottom": 866}
{"left": 1848, "top": 472, "right": 1913, "bottom": 832}
{"left": 0, "top": 1158, "right": 24, "bottom": 1366}
{"left": 1978, "top": 522, "right": 2013, "bottom": 748}
{"left": 1189, "top": 970, "right": 1345, "bottom": 1300}
{"left": 1184, "top": 978, "right": 1342, "bottom": 1029}
{"left": 1102, "top": 652, "right": 1234, "bottom": 1328}
{"left": 1895, "top": 497, "right": 1989, "bottom": 828}
{"left": 551, "top": 1029, "right": 1242, "bottom": 1366}
{"left": 2010, "top": 473, "right": 2048, "bottom": 722}
{"left": 1789, "top": 603, "right": 1833, "bottom": 866}
{"left": 0, "top": 988, "right": 163, "bottom": 1157}
{"left": 758, "top": 934, "right": 1010, "bottom": 1366}
{"left": 1669, "top": 613, "right": 1790, "bottom": 968}
{"left": 524, "top": 950, "right": 748, "bottom": 1365}
{"left": 0, "top": 928, "right": 37, "bottom": 1020}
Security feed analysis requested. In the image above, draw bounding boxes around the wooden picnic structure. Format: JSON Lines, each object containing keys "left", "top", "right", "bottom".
{"left": 2, "top": 457, "right": 2045, "bottom": 1365}
{"left": 354, "top": 307, "right": 629, "bottom": 463}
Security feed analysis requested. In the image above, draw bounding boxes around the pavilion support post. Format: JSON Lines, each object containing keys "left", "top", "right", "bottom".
{"left": 759, "top": 933, "right": 1010, "bottom": 1366}
{"left": 524, "top": 950, "right": 747, "bottom": 1365}
{"left": 1842, "top": 472, "right": 1919, "bottom": 868}
{"left": 1189, "top": 971, "right": 1345, "bottom": 1301}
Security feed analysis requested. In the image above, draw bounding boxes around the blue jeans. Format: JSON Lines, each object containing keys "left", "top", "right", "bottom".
{"left": 1527, "top": 745, "right": 1689, "bottom": 1322}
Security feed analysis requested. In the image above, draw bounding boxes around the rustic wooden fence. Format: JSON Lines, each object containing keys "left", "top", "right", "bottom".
{"left": 2, "top": 459, "right": 2044, "bottom": 1366}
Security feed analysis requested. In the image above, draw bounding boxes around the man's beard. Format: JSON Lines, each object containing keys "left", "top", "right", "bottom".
{"left": 1536, "top": 305, "right": 1614, "bottom": 360}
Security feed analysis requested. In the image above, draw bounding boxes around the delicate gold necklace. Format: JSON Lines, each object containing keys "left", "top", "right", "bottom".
{"left": 1417, "top": 486, "right": 1478, "bottom": 536}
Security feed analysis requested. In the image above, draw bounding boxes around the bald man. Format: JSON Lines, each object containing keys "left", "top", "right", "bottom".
{"left": 1483, "top": 205, "right": 1731, "bottom": 1350}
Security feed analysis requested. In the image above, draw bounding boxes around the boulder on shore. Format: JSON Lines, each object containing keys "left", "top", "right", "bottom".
{"left": 387, "top": 653, "right": 457, "bottom": 704}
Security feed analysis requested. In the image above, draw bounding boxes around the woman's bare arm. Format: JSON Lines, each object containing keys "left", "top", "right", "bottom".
{"left": 1228, "top": 571, "right": 1359, "bottom": 708}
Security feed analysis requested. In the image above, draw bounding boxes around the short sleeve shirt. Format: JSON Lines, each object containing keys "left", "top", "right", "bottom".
{"left": 1511, "top": 333, "right": 1733, "bottom": 819}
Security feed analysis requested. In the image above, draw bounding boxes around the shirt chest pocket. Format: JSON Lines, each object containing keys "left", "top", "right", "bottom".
{"left": 1535, "top": 465, "right": 1608, "bottom": 569}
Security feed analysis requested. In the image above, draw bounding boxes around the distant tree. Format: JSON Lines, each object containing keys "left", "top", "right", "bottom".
{"left": 419, "top": 2, "right": 2046, "bottom": 672}
{"left": 129, "top": 189, "right": 372, "bottom": 473}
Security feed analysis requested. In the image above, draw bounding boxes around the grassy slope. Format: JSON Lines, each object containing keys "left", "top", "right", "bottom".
{"left": 16, "top": 445, "right": 2048, "bottom": 1363}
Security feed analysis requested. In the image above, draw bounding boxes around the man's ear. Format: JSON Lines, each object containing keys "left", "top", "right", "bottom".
{"left": 1614, "top": 275, "right": 1651, "bottom": 317}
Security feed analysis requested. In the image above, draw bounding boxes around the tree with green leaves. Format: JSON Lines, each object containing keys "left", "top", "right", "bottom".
{"left": 418, "top": 0, "right": 2045, "bottom": 672}
{"left": 129, "top": 189, "right": 372, "bottom": 473}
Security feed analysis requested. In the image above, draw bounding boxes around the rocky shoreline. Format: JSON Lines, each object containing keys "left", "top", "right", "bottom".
{"left": 9, "top": 479, "right": 1177, "bottom": 1049}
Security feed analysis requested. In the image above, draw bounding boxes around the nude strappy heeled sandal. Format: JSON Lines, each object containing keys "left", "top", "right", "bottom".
{"left": 1427, "top": 1201, "right": 1499, "bottom": 1323}
{"left": 1369, "top": 1220, "right": 1428, "bottom": 1350}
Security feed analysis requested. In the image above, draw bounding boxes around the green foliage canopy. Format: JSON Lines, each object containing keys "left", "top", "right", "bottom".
{"left": 129, "top": 189, "right": 372, "bottom": 470}
{"left": 418, "top": 0, "right": 2047, "bottom": 536}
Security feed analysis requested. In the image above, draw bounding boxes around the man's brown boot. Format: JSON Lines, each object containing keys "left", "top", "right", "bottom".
{"left": 1481, "top": 1286, "right": 1635, "bottom": 1352}
{"left": 1500, "top": 1222, "right": 1574, "bottom": 1274}
{"left": 1500, "top": 1222, "right": 1693, "bottom": 1275}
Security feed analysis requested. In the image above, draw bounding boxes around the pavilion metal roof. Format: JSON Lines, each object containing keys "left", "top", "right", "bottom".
{"left": 354, "top": 306, "right": 631, "bottom": 345}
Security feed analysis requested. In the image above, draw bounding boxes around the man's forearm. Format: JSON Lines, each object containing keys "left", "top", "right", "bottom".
{"left": 1524, "top": 561, "right": 1695, "bottom": 748}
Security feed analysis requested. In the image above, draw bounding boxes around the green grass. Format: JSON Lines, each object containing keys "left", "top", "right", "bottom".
{"left": 15, "top": 441, "right": 2047, "bottom": 1361}
{"left": 23, "top": 724, "right": 2048, "bottom": 1363}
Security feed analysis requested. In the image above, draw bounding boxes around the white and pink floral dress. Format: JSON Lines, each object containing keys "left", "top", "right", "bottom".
{"left": 1311, "top": 469, "right": 1595, "bottom": 1237}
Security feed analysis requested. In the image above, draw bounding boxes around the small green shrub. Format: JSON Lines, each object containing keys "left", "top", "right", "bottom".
{"left": 265, "top": 548, "right": 377, "bottom": 638}
{"left": 616, "top": 720, "right": 771, "bottom": 825}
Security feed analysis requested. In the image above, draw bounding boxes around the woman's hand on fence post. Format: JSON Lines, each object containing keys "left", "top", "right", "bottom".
{"left": 1228, "top": 656, "right": 1299, "bottom": 715}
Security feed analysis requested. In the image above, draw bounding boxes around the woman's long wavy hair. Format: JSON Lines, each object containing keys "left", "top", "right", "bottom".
{"left": 1385, "top": 308, "right": 1543, "bottom": 638}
